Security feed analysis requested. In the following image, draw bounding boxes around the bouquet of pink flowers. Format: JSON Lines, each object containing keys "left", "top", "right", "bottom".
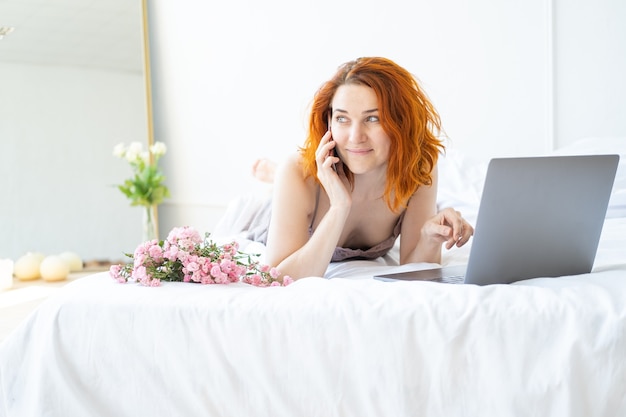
{"left": 109, "top": 226, "right": 293, "bottom": 287}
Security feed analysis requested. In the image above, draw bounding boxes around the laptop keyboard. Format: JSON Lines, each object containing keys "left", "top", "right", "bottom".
{"left": 438, "top": 274, "right": 465, "bottom": 284}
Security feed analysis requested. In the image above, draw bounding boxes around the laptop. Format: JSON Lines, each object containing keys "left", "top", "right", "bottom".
{"left": 374, "top": 154, "right": 620, "bottom": 285}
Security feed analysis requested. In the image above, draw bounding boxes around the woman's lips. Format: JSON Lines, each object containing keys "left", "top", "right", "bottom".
{"left": 346, "top": 148, "right": 372, "bottom": 155}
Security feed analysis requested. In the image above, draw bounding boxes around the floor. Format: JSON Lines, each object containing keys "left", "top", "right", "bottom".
{"left": 0, "top": 268, "right": 107, "bottom": 343}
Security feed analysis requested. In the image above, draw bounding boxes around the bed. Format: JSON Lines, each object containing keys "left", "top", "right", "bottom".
{"left": 1, "top": 139, "right": 625, "bottom": 417}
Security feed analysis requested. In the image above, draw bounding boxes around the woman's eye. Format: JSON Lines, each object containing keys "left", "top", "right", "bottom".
{"left": 367, "top": 115, "right": 380, "bottom": 123}
{"left": 336, "top": 116, "right": 347, "bottom": 123}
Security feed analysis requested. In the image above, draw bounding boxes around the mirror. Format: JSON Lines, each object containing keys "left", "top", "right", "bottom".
{"left": 0, "top": 0, "right": 151, "bottom": 265}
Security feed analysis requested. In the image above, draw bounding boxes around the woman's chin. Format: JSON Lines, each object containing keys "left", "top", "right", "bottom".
{"left": 343, "top": 161, "right": 386, "bottom": 176}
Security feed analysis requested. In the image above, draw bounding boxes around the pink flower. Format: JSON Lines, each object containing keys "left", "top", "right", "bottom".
{"left": 198, "top": 257, "right": 210, "bottom": 273}
{"left": 148, "top": 243, "right": 164, "bottom": 261}
{"left": 250, "top": 274, "right": 262, "bottom": 286}
{"left": 134, "top": 265, "right": 148, "bottom": 281}
{"left": 219, "top": 259, "right": 235, "bottom": 275}
{"left": 185, "top": 261, "right": 199, "bottom": 273}
{"left": 163, "top": 245, "right": 179, "bottom": 261}
{"left": 269, "top": 267, "right": 279, "bottom": 279}
{"left": 177, "top": 250, "right": 190, "bottom": 264}
{"left": 109, "top": 226, "right": 291, "bottom": 287}
{"left": 133, "top": 254, "right": 147, "bottom": 268}
{"left": 167, "top": 226, "right": 202, "bottom": 251}
{"left": 109, "top": 264, "right": 122, "bottom": 279}
{"left": 200, "top": 275, "right": 215, "bottom": 284}
{"left": 210, "top": 265, "right": 229, "bottom": 283}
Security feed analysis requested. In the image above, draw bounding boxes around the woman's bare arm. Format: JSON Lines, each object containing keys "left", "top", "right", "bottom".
{"left": 399, "top": 168, "right": 441, "bottom": 264}
{"left": 264, "top": 153, "right": 350, "bottom": 279}
{"left": 400, "top": 167, "right": 473, "bottom": 264}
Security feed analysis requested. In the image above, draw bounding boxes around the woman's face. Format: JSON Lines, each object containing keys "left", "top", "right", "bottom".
{"left": 329, "top": 84, "right": 391, "bottom": 176}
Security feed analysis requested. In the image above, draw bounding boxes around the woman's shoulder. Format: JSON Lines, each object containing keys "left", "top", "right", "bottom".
{"left": 271, "top": 152, "right": 319, "bottom": 220}
{"left": 283, "top": 151, "right": 303, "bottom": 166}
{"left": 277, "top": 152, "right": 306, "bottom": 179}
{"left": 275, "top": 152, "right": 315, "bottom": 189}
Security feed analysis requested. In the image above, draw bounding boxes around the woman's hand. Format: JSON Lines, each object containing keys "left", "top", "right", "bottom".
{"left": 265, "top": 148, "right": 352, "bottom": 280}
{"left": 315, "top": 130, "right": 351, "bottom": 208}
{"left": 422, "top": 207, "right": 474, "bottom": 250}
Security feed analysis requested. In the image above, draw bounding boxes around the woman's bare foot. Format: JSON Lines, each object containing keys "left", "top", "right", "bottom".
{"left": 251, "top": 158, "right": 276, "bottom": 183}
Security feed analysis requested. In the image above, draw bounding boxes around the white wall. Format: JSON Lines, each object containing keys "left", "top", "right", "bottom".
{"left": 554, "top": 0, "right": 626, "bottom": 146}
{"left": 0, "top": 63, "right": 148, "bottom": 262}
{"left": 2, "top": 1, "right": 622, "bottom": 263}
{"left": 147, "top": 0, "right": 548, "bottom": 235}
{"left": 147, "top": 0, "right": 626, "bottom": 235}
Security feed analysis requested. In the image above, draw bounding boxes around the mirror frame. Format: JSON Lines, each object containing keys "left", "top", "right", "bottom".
{"left": 141, "top": 0, "right": 159, "bottom": 238}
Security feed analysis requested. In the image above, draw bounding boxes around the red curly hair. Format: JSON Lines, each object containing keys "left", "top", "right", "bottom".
{"left": 300, "top": 57, "right": 444, "bottom": 212}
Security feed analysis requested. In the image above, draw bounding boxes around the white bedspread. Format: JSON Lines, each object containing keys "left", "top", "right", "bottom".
{"left": 3, "top": 140, "right": 626, "bottom": 416}
{"left": 2, "top": 218, "right": 625, "bottom": 417}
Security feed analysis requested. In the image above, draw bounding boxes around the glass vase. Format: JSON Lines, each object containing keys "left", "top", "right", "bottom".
{"left": 142, "top": 204, "right": 159, "bottom": 242}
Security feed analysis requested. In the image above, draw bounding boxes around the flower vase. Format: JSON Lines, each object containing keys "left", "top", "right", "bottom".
{"left": 142, "top": 205, "right": 159, "bottom": 242}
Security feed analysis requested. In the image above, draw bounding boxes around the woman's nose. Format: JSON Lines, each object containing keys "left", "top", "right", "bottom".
{"left": 348, "top": 123, "right": 367, "bottom": 143}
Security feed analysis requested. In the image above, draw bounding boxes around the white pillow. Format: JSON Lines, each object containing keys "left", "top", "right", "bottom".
{"left": 436, "top": 148, "right": 487, "bottom": 223}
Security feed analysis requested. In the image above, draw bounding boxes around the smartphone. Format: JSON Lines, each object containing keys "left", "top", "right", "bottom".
{"left": 327, "top": 112, "right": 337, "bottom": 171}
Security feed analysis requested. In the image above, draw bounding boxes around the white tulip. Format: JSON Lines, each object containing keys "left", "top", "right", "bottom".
{"left": 112, "top": 143, "right": 126, "bottom": 158}
{"left": 125, "top": 142, "right": 143, "bottom": 163}
{"left": 150, "top": 142, "right": 167, "bottom": 157}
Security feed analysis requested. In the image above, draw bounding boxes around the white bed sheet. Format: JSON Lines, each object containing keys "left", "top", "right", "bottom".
{"left": 2, "top": 217, "right": 625, "bottom": 417}
{"left": 3, "top": 140, "right": 625, "bottom": 416}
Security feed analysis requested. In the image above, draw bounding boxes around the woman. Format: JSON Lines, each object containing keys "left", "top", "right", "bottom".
{"left": 263, "top": 57, "right": 473, "bottom": 280}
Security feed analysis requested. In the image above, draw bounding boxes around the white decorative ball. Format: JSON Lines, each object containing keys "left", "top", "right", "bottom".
{"left": 59, "top": 251, "right": 83, "bottom": 272}
{"left": 40, "top": 255, "right": 70, "bottom": 282}
{"left": 14, "top": 252, "right": 43, "bottom": 281}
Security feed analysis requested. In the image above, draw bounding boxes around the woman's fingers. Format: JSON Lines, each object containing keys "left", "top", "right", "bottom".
{"left": 316, "top": 131, "right": 341, "bottom": 174}
{"left": 426, "top": 208, "right": 474, "bottom": 249}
